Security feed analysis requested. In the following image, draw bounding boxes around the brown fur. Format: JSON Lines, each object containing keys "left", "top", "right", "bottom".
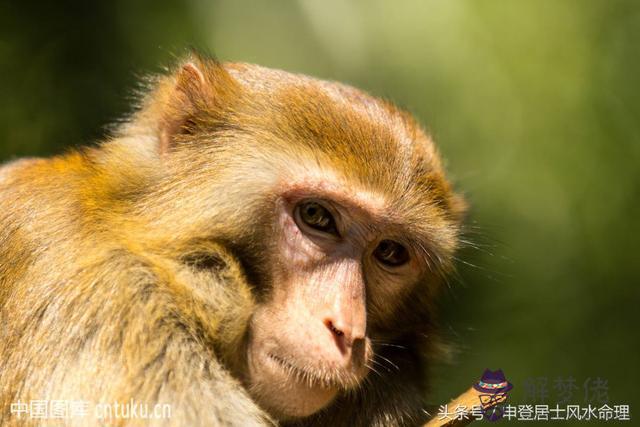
{"left": 0, "top": 54, "right": 464, "bottom": 426}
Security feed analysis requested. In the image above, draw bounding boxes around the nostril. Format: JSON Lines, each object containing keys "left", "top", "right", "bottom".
{"left": 324, "top": 319, "right": 345, "bottom": 337}
{"left": 325, "top": 319, "right": 349, "bottom": 355}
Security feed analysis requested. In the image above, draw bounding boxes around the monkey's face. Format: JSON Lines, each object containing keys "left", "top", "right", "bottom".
{"left": 245, "top": 178, "right": 428, "bottom": 419}
{"left": 149, "top": 60, "right": 464, "bottom": 420}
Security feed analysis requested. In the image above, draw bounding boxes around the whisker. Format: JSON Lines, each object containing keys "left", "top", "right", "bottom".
{"left": 371, "top": 358, "right": 392, "bottom": 373}
{"left": 365, "top": 362, "right": 383, "bottom": 379}
{"left": 371, "top": 341, "right": 407, "bottom": 350}
{"left": 376, "top": 354, "right": 400, "bottom": 371}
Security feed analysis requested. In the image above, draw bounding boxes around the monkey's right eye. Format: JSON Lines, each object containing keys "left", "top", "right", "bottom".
{"left": 295, "top": 201, "right": 339, "bottom": 236}
{"left": 373, "top": 239, "right": 409, "bottom": 267}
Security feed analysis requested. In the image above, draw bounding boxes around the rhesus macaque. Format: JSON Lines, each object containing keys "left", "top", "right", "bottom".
{"left": 0, "top": 54, "right": 465, "bottom": 426}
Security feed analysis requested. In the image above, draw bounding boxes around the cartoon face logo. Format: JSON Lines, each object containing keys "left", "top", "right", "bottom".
{"left": 474, "top": 369, "right": 513, "bottom": 422}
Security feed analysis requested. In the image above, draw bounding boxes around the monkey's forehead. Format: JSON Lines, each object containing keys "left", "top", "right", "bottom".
{"left": 225, "top": 62, "right": 413, "bottom": 127}
{"left": 224, "top": 63, "right": 443, "bottom": 180}
{"left": 224, "top": 62, "right": 359, "bottom": 99}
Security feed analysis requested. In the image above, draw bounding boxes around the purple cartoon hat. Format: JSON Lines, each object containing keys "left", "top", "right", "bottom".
{"left": 473, "top": 369, "right": 513, "bottom": 394}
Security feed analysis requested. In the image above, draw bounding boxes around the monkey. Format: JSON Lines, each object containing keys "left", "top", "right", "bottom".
{"left": 0, "top": 54, "right": 466, "bottom": 426}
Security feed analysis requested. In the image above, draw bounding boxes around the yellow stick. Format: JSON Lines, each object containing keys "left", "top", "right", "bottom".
{"left": 424, "top": 387, "right": 507, "bottom": 427}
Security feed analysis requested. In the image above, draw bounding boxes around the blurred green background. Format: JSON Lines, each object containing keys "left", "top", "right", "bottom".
{"left": 1, "top": 0, "right": 638, "bottom": 423}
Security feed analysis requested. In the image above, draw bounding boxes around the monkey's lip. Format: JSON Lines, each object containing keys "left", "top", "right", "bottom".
{"left": 265, "top": 353, "right": 360, "bottom": 390}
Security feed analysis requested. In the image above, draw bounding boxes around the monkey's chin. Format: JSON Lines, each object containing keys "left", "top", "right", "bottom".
{"left": 248, "top": 351, "right": 340, "bottom": 420}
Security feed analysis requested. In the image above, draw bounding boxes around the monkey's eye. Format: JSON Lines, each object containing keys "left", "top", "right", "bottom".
{"left": 296, "top": 201, "right": 338, "bottom": 236}
{"left": 374, "top": 240, "right": 409, "bottom": 267}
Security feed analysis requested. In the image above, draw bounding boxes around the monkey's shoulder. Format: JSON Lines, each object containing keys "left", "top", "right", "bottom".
{"left": 0, "top": 157, "right": 44, "bottom": 184}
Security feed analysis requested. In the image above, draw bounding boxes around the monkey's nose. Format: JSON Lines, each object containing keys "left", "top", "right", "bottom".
{"left": 324, "top": 319, "right": 365, "bottom": 358}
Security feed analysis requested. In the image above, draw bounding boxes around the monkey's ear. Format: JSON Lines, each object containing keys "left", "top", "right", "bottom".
{"left": 157, "top": 56, "right": 238, "bottom": 154}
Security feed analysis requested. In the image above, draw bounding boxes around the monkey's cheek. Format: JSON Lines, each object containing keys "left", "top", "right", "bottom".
{"left": 247, "top": 350, "right": 338, "bottom": 419}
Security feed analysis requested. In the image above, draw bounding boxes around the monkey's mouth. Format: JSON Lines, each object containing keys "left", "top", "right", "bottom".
{"left": 266, "top": 353, "right": 363, "bottom": 390}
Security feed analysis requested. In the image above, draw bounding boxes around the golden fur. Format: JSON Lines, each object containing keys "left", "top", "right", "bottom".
{"left": 0, "top": 54, "right": 464, "bottom": 426}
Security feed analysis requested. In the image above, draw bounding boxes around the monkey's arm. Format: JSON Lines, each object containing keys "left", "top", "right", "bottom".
{"left": 0, "top": 242, "right": 272, "bottom": 426}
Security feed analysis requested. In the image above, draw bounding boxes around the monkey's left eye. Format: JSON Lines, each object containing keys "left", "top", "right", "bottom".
{"left": 296, "top": 201, "right": 339, "bottom": 236}
{"left": 374, "top": 239, "right": 409, "bottom": 267}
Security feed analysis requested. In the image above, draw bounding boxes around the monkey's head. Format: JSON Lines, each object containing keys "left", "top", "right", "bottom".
{"left": 131, "top": 56, "right": 465, "bottom": 420}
